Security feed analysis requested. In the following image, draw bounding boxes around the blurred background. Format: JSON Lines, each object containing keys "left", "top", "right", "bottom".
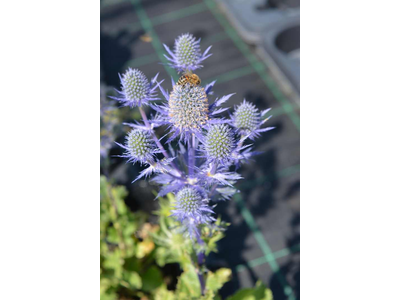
{"left": 101, "top": 0, "right": 300, "bottom": 299}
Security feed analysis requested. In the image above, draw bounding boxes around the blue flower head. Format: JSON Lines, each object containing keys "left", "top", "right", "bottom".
{"left": 111, "top": 68, "right": 159, "bottom": 107}
{"left": 163, "top": 33, "right": 212, "bottom": 72}
{"left": 116, "top": 129, "right": 157, "bottom": 165}
{"left": 232, "top": 99, "right": 275, "bottom": 140}
{"left": 169, "top": 84, "right": 208, "bottom": 139}
{"left": 204, "top": 124, "right": 235, "bottom": 165}
{"left": 153, "top": 80, "right": 235, "bottom": 143}
{"left": 171, "top": 187, "right": 215, "bottom": 238}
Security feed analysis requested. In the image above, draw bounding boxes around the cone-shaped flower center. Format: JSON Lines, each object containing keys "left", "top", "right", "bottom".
{"left": 205, "top": 124, "right": 234, "bottom": 160}
{"left": 176, "top": 187, "right": 202, "bottom": 214}
{"left": 169, "top": 84, "right": 209, "bottom": 131}
{"left": 122, "top": 69, "right": 149, "bottom": 103}
{"left": 175, "top": 34, "right": 201, "bottom": 67}
{"left": 233, "top": 101, "right": 261, "bottom": 132}
{"left": 127, "top": 129, "right": 153, "bottom": 159}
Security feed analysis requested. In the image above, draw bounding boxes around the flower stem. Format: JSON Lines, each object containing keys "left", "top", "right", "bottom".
{"left": 196, "top": 231, "right": 206, "bottom": 295}
{"left": 188, "top": 133, "right": 195, "bottom": 176}
{"left": 138, "top": 106, "right": 182, "bottom": 176}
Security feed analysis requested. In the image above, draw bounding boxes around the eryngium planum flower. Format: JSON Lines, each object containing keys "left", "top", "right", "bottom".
{"left": 233, "top": 100, "right": 260, "bottom": 132}
{"left": 232, "top": 99, "right": 275, "bottom": 140}
{"left": 110, "top": 68, "right": 159, "bottom": 107}
{"left": 163, "top": 33, "right": 212, "bottom": 72}
{"left": 116, "top": 129, "right": 156, "bottom": 165}
{"left": 204, "top": 124, "right": 235, "bottom": 164}
{"left": 171, "top": 187, "right": 215, "bottom": 238}
{"left": 169, "top": 84, "right": 208, "bottom": 133}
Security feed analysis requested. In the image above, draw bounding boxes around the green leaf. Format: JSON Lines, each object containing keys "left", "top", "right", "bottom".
{"left": 100, "top": 278, "right": 112, "bottom": 294}
{"left": 226, "top": 280, "right": 273, "bottom": 300}
{"left": 123, "top": 255, "right": 140, "bottom": 272}
{"left": 106, "top": 227, "right": 119, "bottom": 244}
{"left": 124, "top": 271, "right": 142, "bottom": 289}
{"left": 136, "top": 239, "right": 155, "bottom": 259}
{"left": 100, "top": 290, "right": 118, "bottom": 300}
{"left": 155, "top": 247, "right": 168, "bottom": 267}
{"left": 154, "top": 285, "right": 175, "bottom": 300}
{"left": 205, "top": 268, "right": 231, "bottom": 292}
{"left": 176, "top": 264, "right": 201, "bottom": 299}
{"left": 141, "top": 266, "right": 163, "bottom": 292}
{"left": 103, "top": 249, "right": 123, "bottom": 278}
{"left": 100, "top": 276, "right": 118, "bottom": 300}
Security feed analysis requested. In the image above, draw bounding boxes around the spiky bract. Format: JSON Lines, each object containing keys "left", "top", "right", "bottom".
{"left": 233, "top": 100, "right": 260, "bottom": 133}
{"left": 171, "top": 187, "right": 215, "bottom": 238}
{"left": 163, "top": 33, "right": 212, "bottom": 72}
{"left": 232, "top": 100, "right": 275, "bottom": 140}
{"left": 117, "top": 129, "right": 156, "bottom": 165}
{"left": 205, "top": 124, "right": 235, "bottom": 164}
{"left": 111, "top": 68, "right": 159, "bottom": 107}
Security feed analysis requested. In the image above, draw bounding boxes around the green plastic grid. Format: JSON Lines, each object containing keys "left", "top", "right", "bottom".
{"left": 101, "top": 0, "right": 129, "bottom": 9}
{"left": 103, "top": 1, "right": 300, "bottom": 298}
{"left": 123, "top": 31, "right": 229, "bottom": 69}
{"left": 203, "top": 0, "right": 300, "bottom": 132}
{"left": 108, "top": 2, "right": 209, "bottom": 34}
{"left": 233, "top": 163, "right": 300, "bottom": 299}
{"left": 236, "top": 243, "right": 300, "bottom": 273}
{"left": 129, "top": 0, "right": 179, "bottom": 81}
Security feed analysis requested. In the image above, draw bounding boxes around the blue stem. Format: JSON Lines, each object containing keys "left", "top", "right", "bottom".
{"left": 188, "top": 133, "right": 195, "bottom": 176}
{"left": 138, "top": 106, "right": 183, "bottom": 176}
{"left": 196, "top": 231, "right": 206, "bottom": 295}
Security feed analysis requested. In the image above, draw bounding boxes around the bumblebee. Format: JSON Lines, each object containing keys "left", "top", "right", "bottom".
{"left": 177, "top": 72, "right": 201, "bottom": 87}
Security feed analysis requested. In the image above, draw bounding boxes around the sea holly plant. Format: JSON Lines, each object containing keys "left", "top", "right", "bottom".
{"left": 111, "top": 33, "right": 274, "bottom": 296}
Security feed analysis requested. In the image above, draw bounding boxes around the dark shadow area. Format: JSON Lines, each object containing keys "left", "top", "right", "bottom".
{"left": 270, "top": 182, "right": 300, "bottom": 299}
{"left": 100, "top": 29, "right": 144, "bottom": 87}
{"left": 275, "top": 25, "right": 300, "bottom": 54}
{"left": 207, "top": 205, "right": 262, "bottom": 299}
{"left": 256, "top": 0, "right": 300, "bottom": 10}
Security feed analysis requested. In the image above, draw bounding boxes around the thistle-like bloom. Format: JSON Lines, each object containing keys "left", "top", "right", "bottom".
{"left": 171, "top": 187, "right": 215, "bottom": 238}
{"left": 163, "top": 33, "right": 212, "bottom": 72}
{"left": 110, "top": 68, "right": 159, "bottom": 107}
{"left": 169, "top": 84, "right": 208, "bottom": 134}
{"left": 152, "top": 80, "right": 234, "bottom": 143}
{"left": 116, "top": 129, "right": 157, "bottom": 165}
{"left": 232, "top": 100, "right": 274, "bottom": 140}
{"left": 204, "top": 124, "right": 235, "bottom": 165}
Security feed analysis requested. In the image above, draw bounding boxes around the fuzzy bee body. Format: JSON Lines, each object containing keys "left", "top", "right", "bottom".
{"left": 177, "top": 72, "right": 201, "bottom": 87}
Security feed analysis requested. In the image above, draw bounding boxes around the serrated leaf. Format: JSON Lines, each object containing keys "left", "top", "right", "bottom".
{"left": 100, "top": 278, "right": 112, "bottom": 294}
{"left": 205, "top": 268, "right": 231, "bottom": 292}
{"left": 103, "top": 249, "right": 123, "bottom": 278}
{"left": 154, "top": 285, "right": 175, "bottom": 300}
{"left": 176, "top": 264, "right": 201, "bottom": 299}
{"left": 106, "top": 227, "right": 118, "bottom": 244}
{"left": 226, "top": 280, "right": 273, "bottom": 300}
{"left": 100, "top": 290, "right": 118, "bottom": 300}
{"left": 154, "top": 247, "right": 168, "bottom": 267}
